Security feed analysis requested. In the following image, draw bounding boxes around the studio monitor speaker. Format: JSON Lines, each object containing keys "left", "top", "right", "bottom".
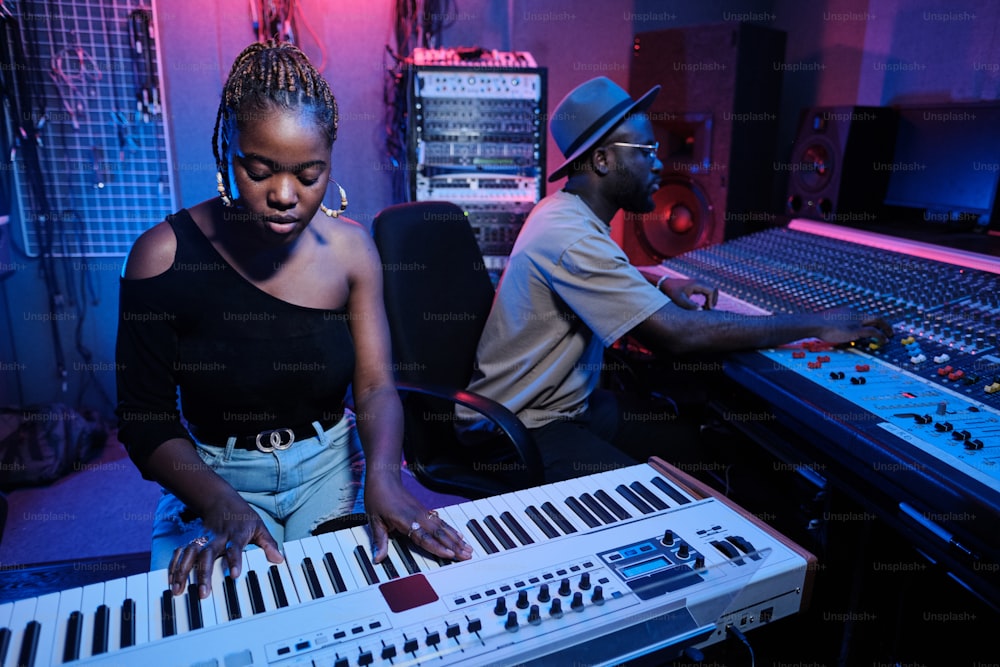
{"left": 620, "top": 23, "right": 786, "bottom": 265}
{"left": 785, "top": 106, "right": 897, "bottom": 223}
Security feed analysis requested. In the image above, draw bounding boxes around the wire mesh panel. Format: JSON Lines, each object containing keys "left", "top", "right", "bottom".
{"left": 4, "top": 0, "right": 174, "bottom": 258}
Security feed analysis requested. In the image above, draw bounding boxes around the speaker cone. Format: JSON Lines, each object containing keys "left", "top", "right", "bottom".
{"left": 629, "top": 176, "right": 714, "bottom": 259}
{"left": 792, "top": 137, "right": 836, "bottom": 193}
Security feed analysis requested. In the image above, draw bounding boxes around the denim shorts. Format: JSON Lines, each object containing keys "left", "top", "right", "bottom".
{"left": 149, "top": 411, "right": 366, "bottom": 570}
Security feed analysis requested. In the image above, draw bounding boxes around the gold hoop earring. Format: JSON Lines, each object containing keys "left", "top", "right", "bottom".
{"left": 320, "top": 179, "right": 348, "bottom": 218}
{"left": 216, "top": 171, "right": 233, "bottom": 207}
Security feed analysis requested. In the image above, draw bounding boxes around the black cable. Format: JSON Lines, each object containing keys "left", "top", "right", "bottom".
{"left": 726, "top": 624, "right": 756, "bottom": 667}
{"left": 0, "top": 279, "right": 25, "bottom": 406}
{"left": 2, "top": 1, "right": 68, "bottom": 392}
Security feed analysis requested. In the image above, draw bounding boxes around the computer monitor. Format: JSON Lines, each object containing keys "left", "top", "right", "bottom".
{"left": 884, "top": 104, "right": 1000, "bottom": 230}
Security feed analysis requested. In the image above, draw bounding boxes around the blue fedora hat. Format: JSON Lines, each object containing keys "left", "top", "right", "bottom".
{"left": 548, "top": 76, "right": 660, "bottom": 182}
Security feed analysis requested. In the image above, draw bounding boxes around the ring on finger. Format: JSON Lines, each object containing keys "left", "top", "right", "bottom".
{"left": 427, "top": 510, "right": 439, "bottom": 520}
{"left": 190, "top": 535, "right": 209, "bottom": 548}
{"left": 406, "top": 521, "right": 420, "bottom": 539}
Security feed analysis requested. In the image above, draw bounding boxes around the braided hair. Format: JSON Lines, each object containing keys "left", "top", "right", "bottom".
{"left": 212, "top": 40, "right": 339, "bottom": 203}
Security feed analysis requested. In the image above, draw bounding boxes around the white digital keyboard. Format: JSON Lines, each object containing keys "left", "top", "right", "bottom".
{"left": 0, "top": 459, "right": 814, "bottom": 667}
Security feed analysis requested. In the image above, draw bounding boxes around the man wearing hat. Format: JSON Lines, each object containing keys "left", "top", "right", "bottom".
{"left": 457, "top": 76, "right": 892, "bottom": 482}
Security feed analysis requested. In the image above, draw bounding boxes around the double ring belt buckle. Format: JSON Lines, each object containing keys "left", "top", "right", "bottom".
{"left": 255, "top": 428, "right": 295, "bottom": 453}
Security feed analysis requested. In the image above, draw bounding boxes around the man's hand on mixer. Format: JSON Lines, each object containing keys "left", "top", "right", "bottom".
{"left": 815, "top": 307, "right": 894, "bottom": 346}
{"left": 660, "top": 278, "right": 719, "bottom": 310}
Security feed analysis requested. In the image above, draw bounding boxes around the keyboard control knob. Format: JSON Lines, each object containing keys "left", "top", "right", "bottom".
{"left": 571, "top": 592, "right": 585, "bottom": 611}
{"left": 493, "top": 597, "right": 507, "bottom": 616}
{"left": 550, "top": 598, "right": 564, "bottom": 618}
{"left": 505, "top": 611, "right": 519, "bottom": 632}
{"left": 537, "top": 583, "right": 551, "bottom": 603}
{"left": 528, "top": 604, "right": 542, "bottom": 625}
{"left": 516, "top": 590, "right": 529, "bottom": 609}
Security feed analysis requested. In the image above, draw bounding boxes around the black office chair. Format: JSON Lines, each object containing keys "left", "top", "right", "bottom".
{"left": 372, "top": 201, "right": 543, "bottom": 498}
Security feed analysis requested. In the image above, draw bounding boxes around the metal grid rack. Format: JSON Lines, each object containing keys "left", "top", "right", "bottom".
{"left": 6, "top": 0, "right": 175, "bottom": 258}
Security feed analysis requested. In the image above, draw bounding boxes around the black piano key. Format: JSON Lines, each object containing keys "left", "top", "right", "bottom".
{"left": 465, "top": 519, "right": 499, "bottom": 554}
{"left": 92, "top": 604, "right": 110, "bottom": 654}
{"left": 301, "top": 557, "right": 326, "bottom": 599}
{"left": 64, "top": 610, "right": 83, "bottom": 660}
{"left": 540, "top": 502, "right": 577, "bottom": 535}
{"left": 564, "top": 496, "right": 601, "bottom": 528}
{"left": 483, "top": 515, "right": 517, "bottom": 550}
{"left": 246, "top": 571, "right": 267, "bottom": 614}
{"left": 525, "top": 505, "right": 559, "bottom": 539}
{"left": 0, "top": 627, "right": 10, "bottom": 663}
{"left": 223, "top": 577, "right": 242, "bottom": 620}
{"left": 500, "top": 511, "right": 535, "bottom": 545}
{"left": 186, "top": 583, "right": 204, "bottom": 630}
{"left": 268, "top": 565, "right": 289, "bottom": 608}
{"left": 650, "top": 477, "right": 692, "bottom": 505}
{"left": 380, "top": 553, "right": 400, "bottom": 580}
{"left": 160, "top": 591, "right": 176, "bottom": 638}
{"left": 323, "top": 552, "right": 348, "bottom": 593}
{"left": 579, "top": 493, "right": 616, "bottom": 524}
{"left": 630, "top": 481, "right": 667, "bottom": 511}
{"left": 18, "top": 620, "right": 40, "bottom": 667}
{"left": 354, "top": 546, "right": 381, "bottom": 585}
{"left": 121, "top": 599, "right": 136, "bottom": 648}
{"left": 391, "top": 538, "right": 421, "bottom": 575}
{"left": 594, "top": 489, "right": 632, "bottom": 520}
{"left": 615, "top": 484, "right": 654, "bottom": 514}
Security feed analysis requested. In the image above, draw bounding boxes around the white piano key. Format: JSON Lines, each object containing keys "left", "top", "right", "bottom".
{"left": 209, "top": 560, "right": 232, "bottom": 624}
{"left": 124, "top": 573, "right": 149, "bottom": 648}
{"left": 192, "top": 572, "right": 219, "bottom": 631}
{"left": 3, "top": 597, "right": 36, "bottom": 667}
{"left": 314, "top": 532, "right": 363, "bottom": 593}
{"left": 479, "top": 493, "right": 549, "bottom": 545}
{"left": 464, "top": 497, "right": 520, "bottom": 550}
{"left": 328, "top": 526, "right": 379, "bottom": 587}
{"left": 27, "top": 592, "right": 59, "bottom": 667}
{"left": 435, "top": 502, "right": 493, "bottom": 555}
{"left": 276, "top": 539, "right": 314, "bottom": 604}
{"left": 385, "top": 537, "right": 422, "bottom": 575}
{"left": 389, "top": 530, "right": 442, "bottom": 574}
{"left": 76, "top": 582, "right": 105, "bottom": 660}
{"left": 242, "top": 549, "right": 283, "bottom": 613}
{"left": 519, "top": 482, "right": 591, "bottom": 534}
{"left": 417, "top": 504, "right": 468, "bottom": 566}
{"left": 227, "top": 556, "right": 256, "bottom": 619}
{"left": 53, "top": 585, "right": 82, "bottom": 664}
{"left": 173, "top": 580, "right": 192, "bottom": 637}
{"left": 146, "top": 568, "right": 175, "bottom": 642}
{"left": 0, "top": 601, "right": 13, "bottom": 665}
{"left": 345, "top": 524, "right": 397, "bottom": 581}
{"left": 297, "top": 535, "right": 342, "bottom": 598}
{"left": 102, "top": 577, "right": 127, "bottom": 655}
{"left": 554, "top": 476, "right": 618, "bottom": 526}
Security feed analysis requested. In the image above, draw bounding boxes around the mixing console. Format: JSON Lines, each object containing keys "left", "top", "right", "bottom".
{"left": 660, "top": 220, "right": 1000, "bottom": 411}
{"left": 654, "top": 218, "right": 1000, "bottom": 607}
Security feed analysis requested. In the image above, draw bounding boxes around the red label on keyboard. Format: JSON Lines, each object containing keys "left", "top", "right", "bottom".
{"left": 379, "top": 574, "right": 439, "bottom": 613}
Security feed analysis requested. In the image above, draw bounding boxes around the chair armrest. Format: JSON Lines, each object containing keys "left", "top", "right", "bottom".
{"left": 395, "top": 381, "right": 544, "bottom": 484}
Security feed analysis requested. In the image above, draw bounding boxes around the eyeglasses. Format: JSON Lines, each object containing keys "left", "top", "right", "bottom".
{"left": 610, "top": 141, "right": 660, "bottom": 160}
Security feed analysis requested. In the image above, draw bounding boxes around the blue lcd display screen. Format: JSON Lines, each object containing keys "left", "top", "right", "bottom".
{"left": 621, "top": 556, "right": 671, "bottom": 578}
